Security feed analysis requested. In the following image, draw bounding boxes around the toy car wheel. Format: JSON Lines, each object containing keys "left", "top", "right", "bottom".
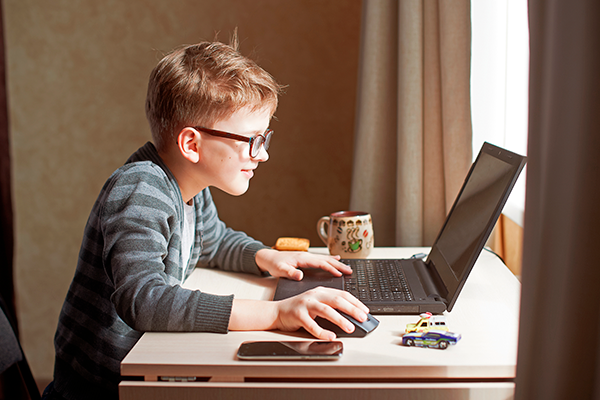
{"left": 439, "top": 341, "right": 449, "bottom": 350}
{"left": 406, "top": 339, "right": 415, "bottom": 347}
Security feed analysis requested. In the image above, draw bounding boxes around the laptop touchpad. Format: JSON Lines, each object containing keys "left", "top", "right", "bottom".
{"left": 272, "top": 268, "right": 345, "bottom": 301}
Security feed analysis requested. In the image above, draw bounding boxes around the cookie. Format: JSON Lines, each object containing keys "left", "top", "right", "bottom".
{"left": 274, "top": 237, "right": 310, "bottom": 251}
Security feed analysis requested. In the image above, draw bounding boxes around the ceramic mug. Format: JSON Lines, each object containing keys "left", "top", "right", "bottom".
{"left": 316, "top": 211, "right": 374, "bottom": 258}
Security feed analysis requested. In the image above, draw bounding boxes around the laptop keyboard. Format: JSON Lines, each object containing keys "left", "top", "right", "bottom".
{"left": 342, "top": 259, "right": 414, "bottom": 302}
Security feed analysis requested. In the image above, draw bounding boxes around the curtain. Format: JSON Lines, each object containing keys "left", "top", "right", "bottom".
{"left": 0, "top": 0, "right": 16, "bottom": 328}
{"left": 0, "top": 0, "right": 19, "bottom": 397}
{"left": 515, "top": 1, "right": 600, "bottom": 399}
{"left": 350, "top": 0, "right": 472, "bottom": 247}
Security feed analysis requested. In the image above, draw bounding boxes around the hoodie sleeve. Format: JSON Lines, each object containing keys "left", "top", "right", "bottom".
{"left": 101, "top": 163, "right": 233, "bottom": 333}
{"left": 193, "top": 188, "right": 270, "bottom": 275}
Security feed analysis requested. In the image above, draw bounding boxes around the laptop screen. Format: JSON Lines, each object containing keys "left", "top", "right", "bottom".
{"left": 426, "top": 142, "right": 526, "bottom": 311}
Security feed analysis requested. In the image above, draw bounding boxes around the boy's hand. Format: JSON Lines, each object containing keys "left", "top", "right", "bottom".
{"left": 229, "top": 287, "right": 370, "bottom": 341}
{"left": 274, "top": 287, "right": 369, "bottom": 340}
{"left": 255, "top": 248, "right": 352, "bottom": 280}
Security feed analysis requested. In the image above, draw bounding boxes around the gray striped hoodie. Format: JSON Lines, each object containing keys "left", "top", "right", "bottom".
{"left": 52, "top": 142, "right": 268, "bottom": 399}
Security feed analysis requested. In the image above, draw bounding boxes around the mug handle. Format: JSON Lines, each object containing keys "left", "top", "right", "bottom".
{"left": 316, "top": 216, "right": 330, "bottom": 246}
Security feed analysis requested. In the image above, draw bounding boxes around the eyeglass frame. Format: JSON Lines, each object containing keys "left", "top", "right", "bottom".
{"left": 192, "top": 126, "right": 273, "bottom": 158}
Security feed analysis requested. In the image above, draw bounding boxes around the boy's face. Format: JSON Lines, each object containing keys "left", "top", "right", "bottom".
{"left": 196, "top": 106, "right": 272, "bottom": 196}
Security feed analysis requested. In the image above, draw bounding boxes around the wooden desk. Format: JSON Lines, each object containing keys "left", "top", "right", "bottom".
{"left": 120, "top": 247, "right": 520, "bottom": 400}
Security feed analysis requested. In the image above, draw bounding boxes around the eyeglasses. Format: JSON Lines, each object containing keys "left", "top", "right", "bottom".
{"left": 193, "top": 126, "right": 273, "bottom": 158}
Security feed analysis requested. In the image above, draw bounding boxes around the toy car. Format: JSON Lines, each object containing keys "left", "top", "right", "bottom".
{"left": 405, "top": 312, "right": 449, "bottom": 333}
{"left": 402, "top": 330, "right": 461, "bottom": 350}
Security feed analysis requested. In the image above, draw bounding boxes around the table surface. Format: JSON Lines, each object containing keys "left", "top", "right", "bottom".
{"left": 120, "top": 247, "right": 521, "bottom": 383}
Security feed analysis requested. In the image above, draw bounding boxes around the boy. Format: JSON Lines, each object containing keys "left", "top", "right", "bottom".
{"left": 45, "top": 38, "right": 369, "bottom": 400}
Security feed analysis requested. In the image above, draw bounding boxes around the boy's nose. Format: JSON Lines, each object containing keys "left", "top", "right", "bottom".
{"left": 253, "top": 145, "right": 269, "bottom": 162}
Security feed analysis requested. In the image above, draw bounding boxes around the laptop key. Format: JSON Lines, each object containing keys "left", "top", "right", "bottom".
{"left": 345, "top": 259, "right": 414, "bottom": 302}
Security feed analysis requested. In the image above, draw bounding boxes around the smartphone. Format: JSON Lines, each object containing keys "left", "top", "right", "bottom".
{"left": 237, "top": 340, "right": 343, "bottom": 361}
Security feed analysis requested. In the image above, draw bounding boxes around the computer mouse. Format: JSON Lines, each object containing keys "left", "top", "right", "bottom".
{"left": 314, "top": 311, "right": 380, "bottom": 338}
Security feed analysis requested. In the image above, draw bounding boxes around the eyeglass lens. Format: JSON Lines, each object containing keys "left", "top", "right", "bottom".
{"left": 251, "top": 131, "right": 272, "bottom": 158}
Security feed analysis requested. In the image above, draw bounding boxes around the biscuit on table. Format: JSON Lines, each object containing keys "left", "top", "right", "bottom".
{"left": 273, "top": 237, "right": 310, "bottom": 251}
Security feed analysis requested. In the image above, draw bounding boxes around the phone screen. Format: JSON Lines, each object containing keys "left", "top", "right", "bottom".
{"left": 237, "top": 341, "right": 343, "bottom": 361}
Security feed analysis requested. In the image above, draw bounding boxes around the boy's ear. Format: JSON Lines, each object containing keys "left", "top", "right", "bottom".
{"left": 177, "top": 127, "right": 201, "bottom": 163}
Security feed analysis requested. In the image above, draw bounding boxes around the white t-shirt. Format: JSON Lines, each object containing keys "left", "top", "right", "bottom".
{"left": 181, "top": 200, "right": 196, "bottom": 269}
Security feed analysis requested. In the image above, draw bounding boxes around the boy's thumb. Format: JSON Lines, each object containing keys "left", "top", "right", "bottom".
{"left": 290, "top": 268, "right": 303, "bottom": 281}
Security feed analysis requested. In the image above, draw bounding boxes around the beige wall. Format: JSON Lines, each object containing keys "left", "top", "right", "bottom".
{"left": 4, "top": 0, "right": 362, "bottom": 381}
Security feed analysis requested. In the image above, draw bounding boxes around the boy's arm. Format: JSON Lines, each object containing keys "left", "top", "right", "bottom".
{"left": 103, "top": 165, "right": 233, "bottom": 333}
{"left": 195, "top": 188, "right": 269, "bottom": 275}
{"left": 195, "top": 189, "right": 353, "bottom": 279}
{"left": 101, "top": 167, "right": 367, "bottom": 337}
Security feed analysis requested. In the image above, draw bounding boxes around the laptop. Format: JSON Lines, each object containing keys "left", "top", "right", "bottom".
{"left": 273, "top": 142, "right": 527, "bottom": 314}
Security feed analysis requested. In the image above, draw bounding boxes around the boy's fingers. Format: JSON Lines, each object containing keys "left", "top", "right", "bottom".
{"left": 318, "top": 309, "right": 357, "bottom": 334}
{"left": 313, "top": 263, "right": 342, "bottom": 277}
{"left": 325, "top": 288, "right": 371, "bottom": 318}
{"left": 292, "top": 268, "right": 303, "bottom": 280}
{"left": 330, "top": 258, "right": 353, "bottom": 274}
{"left": 281, "top": 265, "right": 303, "bottom": 281}
{"left": 306, "top": 286, "right": 370, "bottom": 317}
{"left": 312, "top": 257, "right": 351, "bottom": 276}
{"left": 307, "top": 292, "right": 364, "bottom": 334}
{"left": 302, "top": 314, "right": 337, "bottom": 340}
{"left": 299, "top": 258, "right": 345, "bottom": 277}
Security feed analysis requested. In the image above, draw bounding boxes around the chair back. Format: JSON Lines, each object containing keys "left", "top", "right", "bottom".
{"left": 0, "top": 306, "right": 23, "bottom": 373}
{"left": 0, "top": 299, "right": 41, "bottom": 400}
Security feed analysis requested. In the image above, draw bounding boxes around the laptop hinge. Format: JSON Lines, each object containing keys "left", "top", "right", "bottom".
{"left": 413, "top": 259, "right": 448, "bottom": 304}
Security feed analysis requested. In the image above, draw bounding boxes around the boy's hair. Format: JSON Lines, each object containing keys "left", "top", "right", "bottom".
{"left": 145, "top": 36, "right": 283, "bottom": 150}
